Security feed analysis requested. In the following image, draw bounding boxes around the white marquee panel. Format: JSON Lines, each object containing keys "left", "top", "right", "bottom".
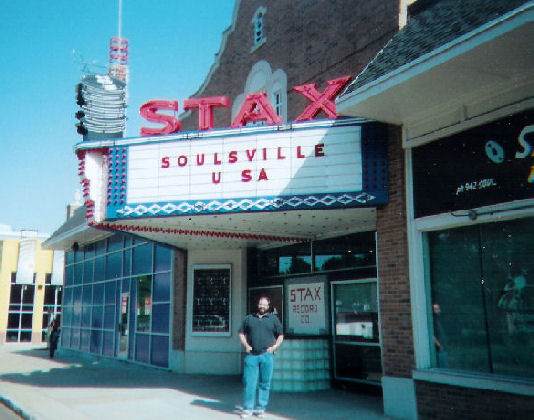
{"left": 126, "top": 124, "right": 363, "bottom": 204}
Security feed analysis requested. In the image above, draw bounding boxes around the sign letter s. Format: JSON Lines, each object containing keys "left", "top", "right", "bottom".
{"left": 140, "top": 100, "right": 181, "bottom": 136}
{"left": 515, "top": 125, "right": 534, "bottom": 159}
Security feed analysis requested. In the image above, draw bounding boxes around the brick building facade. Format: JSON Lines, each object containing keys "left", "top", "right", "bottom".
{"left": 180, "top": 0, "right": 399, "bottom": 130}
{"left": 46, "top": 1, "right": 423, "bottom": 419}
{"left": 338, "top": 0, "right": 534, "bottom": 418}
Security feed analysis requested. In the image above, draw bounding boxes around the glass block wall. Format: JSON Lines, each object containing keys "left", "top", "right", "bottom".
{"left": 61, "top": 235, "right": 172, "bottom": 368}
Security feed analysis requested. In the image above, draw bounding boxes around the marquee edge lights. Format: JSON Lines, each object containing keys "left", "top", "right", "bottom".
{"left": 88, "top": 221, "right": 310, "bottom": 243}
{"left": 139, "top": 75, "right": 352, "bottom": 136}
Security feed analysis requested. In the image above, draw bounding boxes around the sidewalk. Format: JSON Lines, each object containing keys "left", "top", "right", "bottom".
{"left": 0, "top": 344, "right": 391, "bottom": 420}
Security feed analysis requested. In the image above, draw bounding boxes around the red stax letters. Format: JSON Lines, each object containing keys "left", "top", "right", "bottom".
{"left": 230, "top": 93, "right": 283, "bottom": 128}
{"left": 139, "top": 100, "right": 181, "bottom": 136}
{"left": 183, "top": 96, "right": 229, "bottom": 131}
{"left": 139, "top": 76, "right": 351, "bottom": 136}
{"left": 293, "top": 75, "right": 352, "bottom": 121}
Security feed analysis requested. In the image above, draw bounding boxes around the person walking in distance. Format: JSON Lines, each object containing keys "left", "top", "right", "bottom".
{"left": 49, "top": 315, "right": 60, "bottom": 358}
{"left": 238, "top": 296, "right": 284, "bottom": 418}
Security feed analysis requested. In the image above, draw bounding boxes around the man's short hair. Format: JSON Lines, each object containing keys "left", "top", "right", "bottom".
{"left": 258, "top": 295, "right": 271, "bottom": 305}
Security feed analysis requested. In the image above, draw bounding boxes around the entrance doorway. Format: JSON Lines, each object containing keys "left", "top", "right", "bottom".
{"left": 118, "top": 292, "right": 130, "bottom": 358}
{"left": 331, "top": 279, "right": 382, "bottom": 384}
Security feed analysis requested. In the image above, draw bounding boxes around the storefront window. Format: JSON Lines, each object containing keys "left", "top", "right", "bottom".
{"left": 133, "top": 243, "right": 153, "bottom": 275}
{"left": 62, "top": 235, "right": 172, "bottom": 368}
{"left": 259, "top": 242, "right": 311, "bottom": 276}
{"left": 106, "top": 251, "right": 122, "bottom": 279}
{"left": 314, "top": 232, "right": 376, "bottom": 271}
{"left": 155, "top": 246, "right": 171, "bottom": 272}
{"left": 427, "top": 217, "right": 534, "bottom": 378}
{"left": 333, "top": 281, "right": 379, "bottom": 343}
{"left": 83, "top": 259, "right": 94, "bottom": 284}
{"left": 84, "top": 243, "right": 95, "bottom": 259}
{"left": 136, "top": 275, "right": 152, "bottom": 333}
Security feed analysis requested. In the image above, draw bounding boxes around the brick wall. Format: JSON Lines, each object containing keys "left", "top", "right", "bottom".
{"left": 416, "top": 380, "right": 534, "bottom": 420}
{"left": 176, "top": 0, "right": 415, "bottom": 381}
{"left": 376, "top": 125, "right": 414, "bottom": 378}
{"left": 180, "top": 0, "right": 399, "bottom": 131}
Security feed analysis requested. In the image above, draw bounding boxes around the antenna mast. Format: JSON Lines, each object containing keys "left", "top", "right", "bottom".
{"left": 109, "top": 0, "right": 129, "bottom": 83}
{"left": 118, "top": 0, "right": 122, "bottom": 40}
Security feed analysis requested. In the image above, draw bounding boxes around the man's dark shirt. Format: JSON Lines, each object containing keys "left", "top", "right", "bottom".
{"left": 434, "top": 316, "right": 448, "bottom": 349}
{"left": 238, "top": 312, "right": 283, "bottom": 355}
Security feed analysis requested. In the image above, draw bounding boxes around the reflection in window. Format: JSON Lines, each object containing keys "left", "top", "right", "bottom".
{"left": 258, "top": 232, "right": 376, "bottom": 276}
{"left": 83, "top": 260, "right": 94, "bottom": 284}
{"left": 260, "top": 242, "right": 311, "bottom": 276}
{"left": 106, "top": 251, "right": 122, "bottom": 279}
{"left": 427, "top": 217, "right": 534, "bottom": 378}
{"left": 133, "top": 243, "right": 153, "bottom": 275}
{"left": 334, "top": 343, "right": 382, "bottom": 382}
{"left": 315, "top": 232, "right": 376, "bottom": 271}
{"left": 137, "top": 275, "right": 152, "bottom": 333}
{"left": 333, "top": 281, "right": 379, "bottom": 343}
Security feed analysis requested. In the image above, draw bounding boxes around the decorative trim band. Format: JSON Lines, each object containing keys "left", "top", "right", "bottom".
{"left": 113, "top": 192, "right": 377, "bottom": 218}
{"left": 89, "top": 221, "right": 309, "bottom": 243}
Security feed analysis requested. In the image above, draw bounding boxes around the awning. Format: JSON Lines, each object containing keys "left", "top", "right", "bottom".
{"left": 337, "top": 0, "right": 534, "bottom": 147}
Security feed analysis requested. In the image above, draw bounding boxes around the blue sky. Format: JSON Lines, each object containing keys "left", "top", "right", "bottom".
{"left": 0, "top": 0, "right": 235, "bottom": 235}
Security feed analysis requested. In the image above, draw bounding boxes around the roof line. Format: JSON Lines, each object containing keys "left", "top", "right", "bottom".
{"left": 338, "top": 1, "right": 534, "bottom": 107}
{"left": 42, "top": 223, "right": 90, "bottom": 248}
{"left": 190, "top": 0, "right": 242, "bottom": 98}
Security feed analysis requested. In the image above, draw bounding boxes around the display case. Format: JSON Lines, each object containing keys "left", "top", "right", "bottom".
{"left": 192, "top": 265, "right": 231, "bottom": 336}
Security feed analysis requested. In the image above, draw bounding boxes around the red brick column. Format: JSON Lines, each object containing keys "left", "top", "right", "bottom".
{"left": 376, "top": 125, "right": 414, "bottom": 378}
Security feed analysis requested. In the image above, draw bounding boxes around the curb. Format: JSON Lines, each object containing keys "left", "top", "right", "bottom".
{"left": 0, "top": 395, "right": 33, "bottom": 420}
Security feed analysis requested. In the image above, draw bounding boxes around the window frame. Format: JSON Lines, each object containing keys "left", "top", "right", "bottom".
{"left": 250, "top": 6, "right": 267, "bottom": 52}
{"left": 191, "top": 264, "right": 232, "bottom": 337}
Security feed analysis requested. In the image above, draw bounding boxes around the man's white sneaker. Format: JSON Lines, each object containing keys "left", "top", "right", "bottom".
{"left": 254, "top": 410, "right": 266, "bottom": 418}
{"left": 240, "top": 410, "right": 252, "bottom": 418}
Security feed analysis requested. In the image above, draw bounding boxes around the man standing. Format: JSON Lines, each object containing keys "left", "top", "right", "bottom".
{"left": 238, "top": 296, "right": 284, "bottom": 419}
{"left": 433, "top": 302, "right": 449, "bottom": 368}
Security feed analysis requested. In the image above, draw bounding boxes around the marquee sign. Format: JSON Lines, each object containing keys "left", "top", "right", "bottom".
{"left": 105, "top": 119, "right": 387, "bottom": 219}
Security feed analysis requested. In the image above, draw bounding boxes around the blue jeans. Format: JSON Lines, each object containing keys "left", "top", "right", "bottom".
{"left": 243, "top": 352, "right": 274, "bottom": 411}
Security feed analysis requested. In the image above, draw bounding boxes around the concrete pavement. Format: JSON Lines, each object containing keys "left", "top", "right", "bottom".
{"left": 0, "top": 343, "right": 391, "bottom": 420}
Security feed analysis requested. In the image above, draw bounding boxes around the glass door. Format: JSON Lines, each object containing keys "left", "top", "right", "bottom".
{"left": 331, "top": 279, "right": 382, "bottom": 384}
{"left": 117, "top": 292, "right": 129, "bottom": 358}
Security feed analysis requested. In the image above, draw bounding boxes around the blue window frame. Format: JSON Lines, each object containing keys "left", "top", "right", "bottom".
{"left": 62, "top": 235, "right": 172, "bottom": 368}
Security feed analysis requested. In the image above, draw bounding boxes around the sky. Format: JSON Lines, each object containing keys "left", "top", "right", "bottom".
{"left": 0, "top": 0, "right": 236, "bottom": 236}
